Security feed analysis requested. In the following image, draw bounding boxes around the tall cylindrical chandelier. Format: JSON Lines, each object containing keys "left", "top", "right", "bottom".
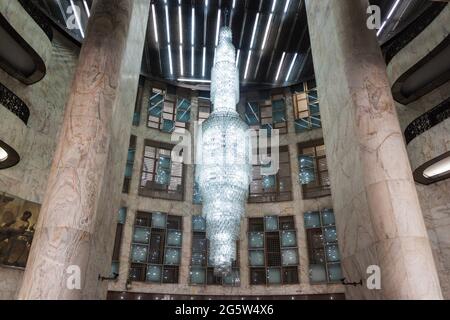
{"left": 196, "top": 27, "right": 252, "bottom": 275}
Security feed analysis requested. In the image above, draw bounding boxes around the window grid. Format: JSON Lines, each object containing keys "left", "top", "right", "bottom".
{"left": 122, "top": 135, "right": 137, "bottom": 194}
{"left": 248, "top": 216, "right": 299, "bottom": 285}
{"left": 293, "top": 81, "right": 321, "bottom": 133}
{"left": 147, "top": 87, "right": 190, "bottom": 133}
{"left": 298, "top": 140, "right": 331, "bottom": 199}
{"left": 129, "top": 212, "right": 183, "bottom": 284}
{"left": 189, "top": 216, "right": 240, "bottom": 286}
{"left": 248, "top": 145, "right": 293, "bottom": 203}
{"left": 139, "top": 140, "right": 184, "bottom": 201}
{"left": 304, "top": 209, "right": 342, "bottom": 284}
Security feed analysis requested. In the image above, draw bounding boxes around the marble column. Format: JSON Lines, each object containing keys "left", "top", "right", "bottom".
{"left": 305, "top": 0, "right": 442, "bottom": 299}
{"left": 18, "top": 0, "right": 150, "bottom": 299}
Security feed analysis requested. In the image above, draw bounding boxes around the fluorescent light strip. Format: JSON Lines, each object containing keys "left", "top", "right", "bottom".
{"left": 284, "top": 0, "right": 291, "bottom": 14}
{"left": 70, "top": 0, "right": 84, "bottom": 38}
{"left": 236, "top": 49, "right": 240, "bottom": 67}
{"left": 377, "top": 0, "right": 400, "bottom": 37}
{"left": 178, "top": 5, "right": 183, "bottom": 44}
{"left": 215, "top": 9, "right": 221, "bottom": 46}
{"left": 202, "top": 46, "right": 206, "bottom": 77}
{"left": 178, "top": 78, "right": 211, "bottom": 83}
{"left": 191, "top": 46, "right": 195, "bottom": 76}
{"left": 151, "top": 4, "right": 158, "bottom": 43}
{"left": 165, "top": 4, "right": 170, "bottom": 43}
{"left": 244, "top": 50, "right": 252, "bottom": 79}
{"left": 83, "top": 0, "right": 90, "bottom": 17}
{"left": 285, "top": 53, "right": 298, "bottom": 81}
{"left": 233, "top": 0, "right": 236, "bottom": 9}
{"left": 191, "top": 7, "right": 195, "bottom": 45}
{"left": 205, "top": 0, "right": 208, "bottom": 8}
{"left": 271, "top": 0, "right": 277, "bottom": 13}
{"left": 179, "top": 45, "right": 184, "bottom": 75}
{"left": 168, "top": 45, "right": 173, "bottom": 75}
{"left": 261, "top": 14, "right": 273, "bottom": 50}
{"left": 275, "top": 52, "right": 286, "bottom": 81}
{"left": 250, "top": 13, "right": 260, "bottom": 49}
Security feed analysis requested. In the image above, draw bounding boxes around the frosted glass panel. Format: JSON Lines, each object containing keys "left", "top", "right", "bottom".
{"left": 328, "top": 263, "right": 342, "bottom": 282}
{"left": 249, "top": 232, "right": 264, "bottom": 248}
{"left": 146, "top": 265, "right": 161, "bottom": 282}
{"left": 164, "top": 248, "right": 181, "bottom": 265}
{"left": 281, "top": 231, "right": 297, "bottom": 247}
{"left": 321, "top": 209, "right": 335, "bottom": 226}
{"left": 131, "top": 245, "right": 147, "bottom": 263}
{"left": 152, "top": 212, "right": 167, "bottom": 229}
{"left": 324, "top": 227, "right": 337, "bottom": 243}
{"left": 326, "top": 245, "right": 340, "bottom": 262}
{"left": 265, "top": 216, "right": 278, "bottom": 231}
{"left": 304, "top": 211, "right": 320, "bottom": 228}
{"left": 249, "top": 250, "right": 265, "bottom": 266}
{"left": 190, "top": 268, "right": 206, "bottom": 284}
{"left": 310, "top": 264, "right": 327, "bottom": 283}
{"left": 167, "top": 230, "right": 182, "bottom": 247}
{"left": 133, "top": 227, "right": 150, "bottom": 244}
{"left": 282, "top": 249, "right": 299, "bottom": 266}
{"left": 267, "top": 268, "right": 282, "bottom": 284}
{"left": 192, "top": 216, "right": 206, "bottom": 232}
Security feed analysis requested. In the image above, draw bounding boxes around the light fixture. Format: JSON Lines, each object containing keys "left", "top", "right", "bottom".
{"left": 285, "top": 53, "right": 298, "bottom": 81}
{"left": 83, "top": 0, "right": 90, "bottom": 17}
{"left": 70, "top": 0, "right": 84, "bottom": 38}
{"left": 271, "top": 0, "right": 277, "bottom": 12}
{"left": 284, "top": 0, "right": 291, "bottom": 14}
{"left": 197, "top": 27, "right": 252, "bottom": 275}
{"left": 178, "top": 3, "right": 183, "bottom": 44}
{"left": 215, "top": 9, "right": 222, "bottom": 47}
{"left": 232, "top": 0, "right": 236, "bottom": 9}
{"left": 236, "top": 49, "right": 240, "bottom": 67}
{"left": 191, "top": 7, "right": 195, "bottom": 45}
{"left": 168, "top": 44, "right": 173, "bottom": 75}
{"left": 423, "top": 156, "right": 450, "bottom": 178}
{"left": 377, "top": 0, "right": 400, "bottom": 37}
{"left": 191, "top": 46, "right": 195, "bottom": 76}
{"left": 152, "top": 4, "right": 159, "bottom": 43}
{"left": 0, "top": 147, "right": 8, "bottom": 162}
{"left": 179, "top": 45, "right": 184, "bottom": 75}
{"left": 165, "top": 3, "right": 171, "bottom": 43}
{"left": 275, "top": 52, "right": 286, "bottom": 81}
{"left": 177, "top": 78, "right": 211, "bottom": 83}
{"left": 261, "top": 14, "right": 273, "bottom": 50}
{"left": 202, "top": 46, "right": 206, "bottom": 77}
{"left": 244, "top": 50, "right": 252, "bottom": 79}
{"left": 250, "top": 13, "right": 260, "bottom": 49}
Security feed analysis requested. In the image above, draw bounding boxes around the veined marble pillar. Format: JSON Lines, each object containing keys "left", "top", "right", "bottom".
{"left": 18, "top": 0, "right": 150, "bottom": 299}
{"left": 305, "top": 0, "right": 442, "bottom": 299}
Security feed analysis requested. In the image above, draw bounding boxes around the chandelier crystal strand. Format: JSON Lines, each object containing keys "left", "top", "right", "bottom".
{"left": 196, "top": 27, "right": 252, "bottom": 276}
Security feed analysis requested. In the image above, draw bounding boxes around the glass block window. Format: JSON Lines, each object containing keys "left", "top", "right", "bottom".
{"left": 297, "top": 140, "right": 331, "bottom": 199}
{"left": 122, "top": 135, "right": 137, "bottom": 194}
{"left": 147, "top": 87, "right": 191, "bottom": 133}
{"left": 304, "top": 209, "right": 342, "bottom": 284}
{"left": 249, "top": 145, "right": 292, "bottom": 203}
{"left": 139, "top": 140, "right": 184, "bottom": 201}
{"left": 293, "top": 80, "right": 321, "bottom": 133}
{"left": 198, "top": 91, "right": 212, "bottom": 124}
{"left": 133, "top": 76, "right": 145, "bottom": 126}
{"left": 129, "top": 212, "right": 183, "bottom": 284}
{"left": 248, "top": 216, "right": 299, "bottom": 285}
{"left": 189, "top": 216, "right": 240, "bottom": 286}
{"left": 111, "top": 207, "right": 127, "bottom": 276}
{"left": 240, "top": 94, "right": 288, "bottom": 135}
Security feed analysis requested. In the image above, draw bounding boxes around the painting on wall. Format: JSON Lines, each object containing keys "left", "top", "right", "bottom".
{"left": 0, "top": 192, "right": 40, "bottom": 268}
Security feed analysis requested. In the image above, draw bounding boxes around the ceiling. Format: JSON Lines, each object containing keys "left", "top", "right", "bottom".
{"left": 32, "top": 0, "right": 434, "bottom": 89}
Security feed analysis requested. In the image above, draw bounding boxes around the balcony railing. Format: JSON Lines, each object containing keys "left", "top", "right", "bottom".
{"left": 405, "top": 97, "right": 450, "bottom": 144}
{"left": 0, "top": 82, "right": 30, "bottom": 124}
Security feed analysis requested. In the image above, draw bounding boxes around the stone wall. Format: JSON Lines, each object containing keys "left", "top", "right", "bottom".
{"left": 107, "top": 80, "right": 345, "bottom": 297}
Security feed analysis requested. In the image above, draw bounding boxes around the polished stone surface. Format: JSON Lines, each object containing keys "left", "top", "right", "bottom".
{"left": 305, "top": 0, "right": 443, "bottom": 299}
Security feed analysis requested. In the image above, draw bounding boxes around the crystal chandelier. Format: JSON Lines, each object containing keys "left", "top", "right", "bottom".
{"left": 196, "top": 27, "right": 252, "bottom": 275}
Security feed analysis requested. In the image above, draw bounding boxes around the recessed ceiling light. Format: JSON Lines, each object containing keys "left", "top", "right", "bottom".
{"left": 179, "top": 45, "right": 184, "bottom": 75}
{"left": 284, "top": 0, "right": 291, "bottom": 14}
{"left": 178, "top": 78, "right": 211, "bottom": 83}
{"left": 236, "top": 49, "right": 241, "bottom": 67}
{"left": 202, "top": 46, "right": 206, "bottom": 77}
{"left": 191, "top": 46, "right": 195, "bottom": 76}
{"left": 244, "top": 50, "right": 252, "bottom": 79}
{"left": 250, "top": 13, "right": 260, "bottom": 49}
{"left": 285, "top": 53, "right": 298, "bottom": 81}
{"left": 261, "top": 14, "right": 273, "bottom": 50}
{"left": 0, "top": 147, "right": 8, "bottom": 162}
{"left": 275, "top": 52, "right": 286, "bottom": 81}
{"left": 215, "top": 9, "right": 222, "bottom": 46}
{"left": 423, "top": 156, "right": 450, "bottom": 178}
{"left": 178, "top": 4, "right": 183, "bottom": 44}
{"left": 165, "top": 4, "right": 171, "bottom": 43}
{"left": 168, "top": 44, "right": 173, "bottom": 75}
{"left": 151, "top": 4, "right": 158, "bottom": 43}
{"left": 70, "top": 0, "right": 84, "bottom": 38}
{"left": 83, "top": 0, "right": 90, "bottom": 18}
